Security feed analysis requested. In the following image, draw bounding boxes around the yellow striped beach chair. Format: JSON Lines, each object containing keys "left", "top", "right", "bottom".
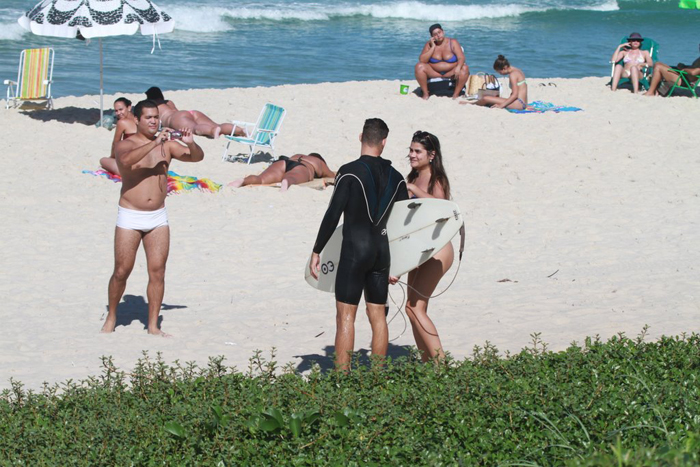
{"left": 4, "top": 48, "right": 55, "bottom": 109}
{"left": 222, "top": 103, "right": 286, "bottom": 164}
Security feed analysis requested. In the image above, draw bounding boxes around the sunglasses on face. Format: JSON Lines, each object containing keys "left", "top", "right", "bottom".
{"left": 629, "top": 39, "right": 642, "bottom": 43}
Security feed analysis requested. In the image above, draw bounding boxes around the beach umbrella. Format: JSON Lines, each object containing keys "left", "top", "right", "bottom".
{"left": 17, "top": 0, "right": 174, "bottom": 123}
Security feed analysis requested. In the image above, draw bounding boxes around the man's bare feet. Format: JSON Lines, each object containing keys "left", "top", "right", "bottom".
{"left": 228, "top": 178, "right": 245, "bottom": 188}
{"left": 148, "top": 328, "right": 172, "bottom": 337}
{"left": 280, "top": 179, "right": 290, "bottom": 192}
{"left": 100, "top": 317, "right": 116, "bottom": 333}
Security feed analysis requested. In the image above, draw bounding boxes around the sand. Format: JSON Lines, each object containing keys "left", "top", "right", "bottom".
{"left": 1, "top": 78, "right": 698, "bottom": 390}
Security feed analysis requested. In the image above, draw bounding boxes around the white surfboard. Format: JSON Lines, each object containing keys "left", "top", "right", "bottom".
{"left": 305, "top": 199, "right": 464, "bottom": 293}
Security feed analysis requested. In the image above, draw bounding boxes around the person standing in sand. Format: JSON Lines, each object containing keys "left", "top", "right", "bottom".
{"left": 101, "top": 100, "right": 204, "bottom": 336}
{"left": 415, "top": 23, "right": 470, "bottom": 100}
{"left": 310, "top": 119, "right": 408, "bottom": 370}
{"left": 392, "top": 131, "right": 452, "bottom": 362}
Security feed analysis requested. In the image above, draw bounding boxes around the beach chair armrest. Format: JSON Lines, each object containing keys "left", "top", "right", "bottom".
{"left": 4, "top": 80, "right": 16, "bottom": 86}
{"left": 43, "top": 79, "right": 52, "bottom": 85}
{"left": 229, "top": 120, "right": 255, "bottom": 138}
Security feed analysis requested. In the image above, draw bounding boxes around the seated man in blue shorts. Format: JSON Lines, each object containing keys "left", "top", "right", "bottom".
{"left": 309, "top": 118, "right": 409, "bottom": 370}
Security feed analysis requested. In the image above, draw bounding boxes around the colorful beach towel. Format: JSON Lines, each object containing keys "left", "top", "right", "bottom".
{"left": 83, "top": 169, "right": 222, "bottom": 194}
{"left": 508, "top": 101, "right": 583, "bottom": 114}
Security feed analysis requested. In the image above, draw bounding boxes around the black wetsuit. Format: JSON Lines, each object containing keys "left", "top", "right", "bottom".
{"left": 313, "top": 155, "right": 408, "bottom": 305}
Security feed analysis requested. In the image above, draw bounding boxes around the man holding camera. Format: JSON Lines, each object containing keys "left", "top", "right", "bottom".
{"left": 100, "top": 99, "right": 204, "bottom": 336}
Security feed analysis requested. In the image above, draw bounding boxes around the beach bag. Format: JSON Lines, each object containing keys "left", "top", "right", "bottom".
{"left": 467, "top": 73, "right": 500, "bottom": 98}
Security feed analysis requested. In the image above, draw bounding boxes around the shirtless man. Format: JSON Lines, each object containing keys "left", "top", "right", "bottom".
{"left": 310, "top": 119, "right": 408, "bottom": 370}
{"left": 100, "top": 100, "right": 204, "bottom": 336}
{"left": 643, "top": 58, "right": 700, "bottom": 96}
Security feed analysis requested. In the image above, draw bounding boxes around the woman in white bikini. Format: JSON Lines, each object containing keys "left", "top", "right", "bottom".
{"left": 611, "top": 32, "right": 653, "bottom": 93}
{"left": 472, "top": 55, "right": 528, "bottom": 110}
{"left": 100, "top": 97, "right": 138, "bottom": 175}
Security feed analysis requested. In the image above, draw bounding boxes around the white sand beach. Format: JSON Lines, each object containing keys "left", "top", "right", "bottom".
{"left": 1, "top": 78, "right": 698, "bottom": 390}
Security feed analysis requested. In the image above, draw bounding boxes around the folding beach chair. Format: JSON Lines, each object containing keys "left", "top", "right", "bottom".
{"left": 608, "top": 37, "right": 659, "bottom": 91}
{"left": 4, "top": 48, "right": 55, "bottom": 109}
{"left": 221, "top": 103, "right": 286, "bottom": 164}
{"left": 666, "top": 68, "right": 699, "bottom": 98}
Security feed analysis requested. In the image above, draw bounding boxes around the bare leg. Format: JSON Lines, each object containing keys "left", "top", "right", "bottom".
{"left": 335, "top": 301, "right": 358, "bottom": 371}
{"left": 474, "top": 95, "right": 524, "bottom": 110}
{"left": 366, "top": 302, "right": 389, "bottom": 361}
{"left": 414, "top": 62, "right": 445, "bottom": 100}
{"left": 220, "top": 123, "right": 245, "bottom": 137}
{"left": 452, "top": 65, "right": 470, "bottom": 99}
{"left": 630, "top": 66, "right": 640, "bottom": 93}
{"left": 102, "top": 227, "right": 141, "bottom": 333}
{"left": 611, "top": 64, "right": 625, "bottom": 91}
{"left": 645, "top": 64, "right": 680, "bottom": 96}
{"left": 228, "top": 161, "right": 286, "bottom": 187}
{"left": 142, "top": 225, "right": 170, "bottom": 337}
{"left": 405, "top": 245, "right": 453, "bottom": 362}
{"left": 99, "top": 157, "right": 120, "bottom": 175}
{"left": 280, "top": 165, "right": 313, "bottom": 191}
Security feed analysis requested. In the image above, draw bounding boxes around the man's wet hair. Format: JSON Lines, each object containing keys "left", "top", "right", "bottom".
{"left": 133, "top": 100, "right": 159, "bottom": 120}
{"left": 361, "top": 118, "right": 390, "bottom": 146}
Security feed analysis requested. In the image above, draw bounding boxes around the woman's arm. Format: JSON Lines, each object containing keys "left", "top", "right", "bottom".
{"left": 643, "top": 50, "right": 653, "bottom": 67}
{"left": 451, "top": 38, "right": 466, "bottom": 70}
{"left": 611, "top": 43, "right": 628, "bottom": 63}
{"left": 110, "top": 119, "right": 127, "bottom": 158}
{"left": 418, "top": 38, "right": 436, "bottom": 63}
{"left": 494, "top": 74, "right": 520, "bottom": 109}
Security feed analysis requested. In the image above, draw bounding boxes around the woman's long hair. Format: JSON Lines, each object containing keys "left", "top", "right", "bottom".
{"left": 407, "top": 131, "right": 451, "bottom": 200}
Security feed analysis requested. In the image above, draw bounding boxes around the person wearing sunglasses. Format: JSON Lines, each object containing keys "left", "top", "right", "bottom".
{"left": 610, "top": 32, "right": 653, "bottom": 93}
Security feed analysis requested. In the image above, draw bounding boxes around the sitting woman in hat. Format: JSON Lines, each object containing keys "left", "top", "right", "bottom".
{"left": 610, "top": 32, "right": 653, "bottom": 93}
{"left": 414, "top": 23, "right": 470, "bottom": 100}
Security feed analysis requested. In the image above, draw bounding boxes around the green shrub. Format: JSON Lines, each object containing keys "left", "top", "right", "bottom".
{"left": 1, "top": 330, "right": 698, "bottom": 466}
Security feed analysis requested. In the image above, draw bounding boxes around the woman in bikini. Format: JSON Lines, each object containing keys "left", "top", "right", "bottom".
{"left": 415, "top": 23, "right": 470, "bottom": 100}
{"left": 610, "top": 33, "right": 653, "bottom": 93}
{"left": 100, "top": 97, "right": 137, "bottom": 175}
{"left": 228, "top": 153, "right": 335, "bottom": 192}
{"left": 472, "top": 55, "right": 528, "bottom": 110}
{"left": 145, "top": 87, "right": 243, "bottom": 139}
{"left": 394, "top": 131, "right": 453, "bottom": 362}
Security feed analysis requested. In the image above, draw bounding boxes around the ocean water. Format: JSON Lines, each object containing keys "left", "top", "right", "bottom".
{"left": 0, "top": 0, "right": 698, "bottom": 98}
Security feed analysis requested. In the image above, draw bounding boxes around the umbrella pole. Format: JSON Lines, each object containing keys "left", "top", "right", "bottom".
{"left": 99, "top": 38, "right": 104, "bottom": 125}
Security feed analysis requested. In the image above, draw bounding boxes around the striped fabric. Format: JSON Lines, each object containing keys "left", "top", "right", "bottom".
{"left": 19, "top": 48, "right": 52, "bottom": 100}
{"left": 254, "top": 104, "right": 285, "bottom": 145}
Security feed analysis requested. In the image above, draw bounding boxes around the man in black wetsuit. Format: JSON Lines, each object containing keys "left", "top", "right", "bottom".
{"left": 310, "top": 118, "right": 409, "bottom": 370}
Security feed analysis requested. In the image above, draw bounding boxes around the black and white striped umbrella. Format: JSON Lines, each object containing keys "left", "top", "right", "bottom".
{"left": 18, "top": 0, "right": 175, "bottom": 122}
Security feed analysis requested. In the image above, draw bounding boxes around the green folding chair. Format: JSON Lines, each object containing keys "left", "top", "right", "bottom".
{"left": 221, "top": 103, "right": 286, "bottom": 164}
{"left": 609, "top": 37, "right": 659, "bottom": 91}
{"left": 666, "top": 68, "right": 699, "bottom": 98}
{"left": 4, "top": 48, "right": 55, "bottom": 109}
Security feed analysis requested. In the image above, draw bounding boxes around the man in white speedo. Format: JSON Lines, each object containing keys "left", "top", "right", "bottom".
{"left": 101, "top": 100, "right": 204, "bottom": 336}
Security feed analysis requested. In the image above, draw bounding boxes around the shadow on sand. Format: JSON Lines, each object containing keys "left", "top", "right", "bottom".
{"left": 294, "top": 343, "right": 413, "bottom": 374}
{"left": 21, "top": 106, "right": 102, "bottom": 126}
{"left": 225, "top": 151, "right": 275, "bottom": 164}
{"left": 107, "top": 294, "right": 187, "bottom": 331}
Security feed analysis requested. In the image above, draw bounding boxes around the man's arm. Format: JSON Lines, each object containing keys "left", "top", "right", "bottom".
{"left": 169, "top": 129, "right": 204, "bottom": 162}
{"left": 313, "top": 172, "right": 349, "bottom": 254}
{"left": 116, "top": 132, "right": 167, "bottom": 168}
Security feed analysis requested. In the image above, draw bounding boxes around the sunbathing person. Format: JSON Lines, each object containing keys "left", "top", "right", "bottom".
{"left": 415, "top": 23, "right": 469, "bottom": 100}
{"left": 144, "top": 87, "right": 243, "bottom": 139}
{"left": 100, "top": 97, "right": 137, "bottom": 175}
{"left": 610, "top": 33, "right": 653, "bottom": 93}
{"left": 644, "top": 58, "right": 700, "bottom": 96}
{"left": 228, "top": 153, "right": 335, "bottom": 191}
{"left": 470, "top": 55, "right": 527, "bottom": 110}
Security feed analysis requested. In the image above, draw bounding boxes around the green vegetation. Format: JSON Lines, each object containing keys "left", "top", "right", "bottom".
{"left": 1, "top": 329, "right": 699, "bottom": 466}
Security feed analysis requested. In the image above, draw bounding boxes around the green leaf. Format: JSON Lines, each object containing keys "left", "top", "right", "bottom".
{"left": 164, "top": 421, "right": 185, "bottom": 439}
{"left": 259, "top": 418, "right": 281, "bottom": 433}
{"left": 289, "top": 415, "right": 302, "bottom": 438}
{"left": 265, "top": 407, "right": 284, "bottom": 426}
{"left": 334, "top": 412, "right": 349, "bottom": 427}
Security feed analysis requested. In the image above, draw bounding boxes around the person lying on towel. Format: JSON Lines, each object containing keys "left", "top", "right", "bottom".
{"left": 228, "top": 153, "right": 335, "bottom": 191}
